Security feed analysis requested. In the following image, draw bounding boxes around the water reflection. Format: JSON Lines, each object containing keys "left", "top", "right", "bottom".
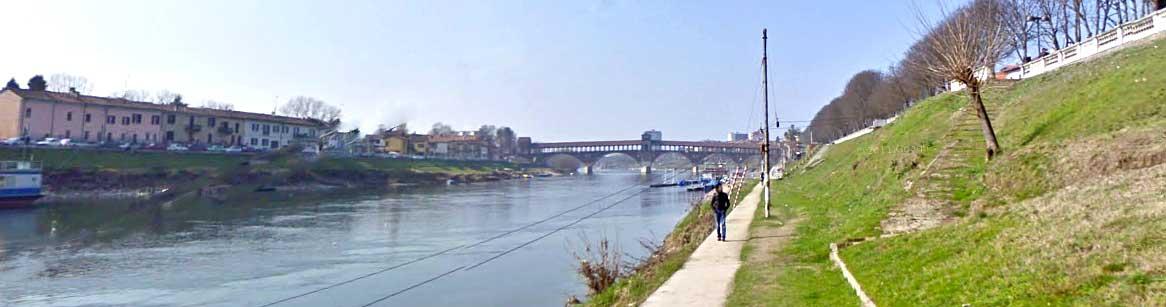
{"left": 0, "top": 172, "right": 702, "bottom": 306}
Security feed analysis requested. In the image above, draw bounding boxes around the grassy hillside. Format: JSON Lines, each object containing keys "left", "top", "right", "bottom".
{"left": 735, "top": 36, "right": 1166, "bottom": 306}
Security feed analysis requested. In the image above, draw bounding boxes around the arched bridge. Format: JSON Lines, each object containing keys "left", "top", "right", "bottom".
{"left": 522, "top": 139, "right": 766, "bottom": 174}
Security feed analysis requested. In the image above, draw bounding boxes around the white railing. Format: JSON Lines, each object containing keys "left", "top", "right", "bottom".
{"left": 1018, "top": 7, "right": 1166, "bottom": 79}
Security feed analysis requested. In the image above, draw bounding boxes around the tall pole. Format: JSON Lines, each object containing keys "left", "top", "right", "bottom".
{"left": 761, "top": 29, "right": 772, "bottom": 219}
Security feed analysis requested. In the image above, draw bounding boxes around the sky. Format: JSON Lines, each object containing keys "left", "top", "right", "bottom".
{"left": 0, "top": 0, "right": 953, "bottom": 142}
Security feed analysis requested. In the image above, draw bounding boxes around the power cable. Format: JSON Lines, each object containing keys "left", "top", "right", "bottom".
{"left": 356, "top": 186, "right": 655, "bottom": 306}
{"left": 258, "top": 182, "right": 646, "bottom": 306}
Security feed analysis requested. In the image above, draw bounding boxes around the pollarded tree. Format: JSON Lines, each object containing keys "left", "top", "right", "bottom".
{"left": 5, "top": 78, "right": 19, "bottom": 89}
{"left": 911, "top": 0, "right": 1009, "bottom": 160}
{"left": 27, "top": 75, "right": 47, "bottom": 91}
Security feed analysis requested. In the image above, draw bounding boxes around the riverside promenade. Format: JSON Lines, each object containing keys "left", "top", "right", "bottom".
{"left": 641, "top": 181, "right": 763, "bottom": 307}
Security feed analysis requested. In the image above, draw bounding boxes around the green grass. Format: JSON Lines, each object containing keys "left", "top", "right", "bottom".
{"left": 0, "top": 147, "right": 515, "bottom": 175}
{"left": 732, "top": 37, "right": 1166, "bottom": 306}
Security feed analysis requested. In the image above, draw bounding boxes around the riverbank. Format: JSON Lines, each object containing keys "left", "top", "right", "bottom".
{"left": 581, "top": 180, "right": 757, "bottom": 306}
{"left": 0, "top": 147, "right": 550, "bottom": 200}
{"left": 730, "top": 37, "right": 1166, "bottom": 305}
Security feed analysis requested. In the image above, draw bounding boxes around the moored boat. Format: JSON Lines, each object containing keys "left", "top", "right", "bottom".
{"left": 0, "top": 160, "right": 43, "bottom": 209}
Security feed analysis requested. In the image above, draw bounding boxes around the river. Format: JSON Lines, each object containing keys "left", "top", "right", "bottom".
{"left": 0, "top": 172, "right": 703, "bottom": 306}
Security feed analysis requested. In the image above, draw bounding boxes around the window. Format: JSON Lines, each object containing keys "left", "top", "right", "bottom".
{"left": 294, "top": 127, "right": 300, "bottom": 135}
{"left": 65, "top": 130, "right": 70, "bottom": 138}
{"left": 24, "top": 108, "right": 31, "bottom": 118}
{"left": 106, "top": 132, "right": 112, "bottom": 141}
{"left": 165, "top": 131, "right": 174, "bottom": 141}
{"left": 207, "top": 133, "right": 213, "bottom": 144}
{"left": 122, "top": 117, "right": 130, "bottom": 125}
{"left": 261, "top": 139, "right": 269, "bottom": 146}
{"left": 132, "top": 114, "right": 142, "bottom": 124}
{"left": 107, "top": 115, "right": 116, "bottom": 124}
{"left": 250, "top": 138, "right": 258, "bottom": 146}
{"left": 151, "top": 115, "right": 160, "bottom": 125}
{"left": 251, "top": 123, "right": 259, "bottom": 131}
{"left": 262, "top": 124, "right": 270, "bottom": 136}
{"left": 270, "top": 140, "right": 279, "bottom": 148}
{"left": 120, "top": 133, "right": 126, "bottom": 141}
{"left": 85, "top": 114, "right": 92, "bottom": 123}
{"left": 207, "top": 117, "right": 216, "bottom": 127}
{"left": 235, "top": 123, "right": 240, "bottom": 133}
{"left": 167, "top": 114, "right": 176, "bottom": 124}
{"left": 66, "top": 112, "right": 73, "bottom": 121}
{"left": 96, "top": 132, "right": 102, "bottom": 141}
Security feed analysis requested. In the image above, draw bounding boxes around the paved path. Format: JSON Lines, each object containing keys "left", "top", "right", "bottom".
{"left": 641, "top": 181, "right": 763, "bottom": 307}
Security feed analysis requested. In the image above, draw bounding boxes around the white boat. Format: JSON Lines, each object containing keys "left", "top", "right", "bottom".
{"left": 0, "top": 161, "right": 43, "bottom": 208}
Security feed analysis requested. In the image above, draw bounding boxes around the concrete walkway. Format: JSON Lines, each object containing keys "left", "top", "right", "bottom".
{"left": 641, "top": 181, "right": 763, "bottom": 307}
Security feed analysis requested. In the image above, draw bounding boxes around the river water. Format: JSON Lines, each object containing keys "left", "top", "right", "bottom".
{"left": 0, "top": 172, "right": 703, "bottom": 306}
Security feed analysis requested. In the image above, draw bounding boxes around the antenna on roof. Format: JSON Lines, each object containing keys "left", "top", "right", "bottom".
{"left": 272, "top": 96, "right": 279, "bottom": 115}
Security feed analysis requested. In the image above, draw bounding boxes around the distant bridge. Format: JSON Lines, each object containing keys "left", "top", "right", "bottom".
{"left": 522, "top": 139, "right": 769, "bottom": 174}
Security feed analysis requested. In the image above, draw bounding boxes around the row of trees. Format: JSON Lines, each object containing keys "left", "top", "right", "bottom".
{"left": 804, "top": 62, "right": 941, "bottom": 143}
{"left": 808, "top": 0, "right": 1115, "bottom": 159}
{"left": 1001, "top": 0, "right": 1164, "bottom": 61}
{"left": 6, "top": 73, "right": 343, "bottom": 128}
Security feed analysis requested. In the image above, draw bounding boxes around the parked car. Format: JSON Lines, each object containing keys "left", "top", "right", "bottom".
{"left": 166, "top": 144, "right": 189, "bottom": 151}
{"left": 207, "top": 145, "right": 225, "bottom": 152}
{"left": 57, "top": 139, "right": 72, "bottom": 146}
{"left": 142, "top": 143, "right": 167, "bottom": 151}
{"left": 1, "top": 137, "right": 22, "bottom": 146}
{"left": 118, "top": 143, "right": 142, "bottom": 151}
{"left": 188, "top": 144, "right": 208, "bottom": 152}
{"left": 224, "top": 146, "right": 243, "bottom": 154}
{"left": 35, "top": 138, "right": 59, "bottom": 146}
{"left": 70, "top": 141, "right": 98, "bottom": 148}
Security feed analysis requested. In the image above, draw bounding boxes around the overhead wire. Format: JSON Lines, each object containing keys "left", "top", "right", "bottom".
{"left": 258, "top": 182, "right": 646, "bottom": 306}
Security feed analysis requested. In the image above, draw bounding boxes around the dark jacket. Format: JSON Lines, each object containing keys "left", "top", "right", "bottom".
{"left": 710, "top": 190, "right": 730, "bottom": 212}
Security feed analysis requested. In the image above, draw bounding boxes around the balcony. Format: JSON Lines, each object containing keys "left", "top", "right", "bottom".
{"left": 217, "top": 126, "right": 234, "bottom": 134}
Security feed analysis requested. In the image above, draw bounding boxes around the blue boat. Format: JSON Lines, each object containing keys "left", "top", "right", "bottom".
{"left": 0, "top": 161, "right": 43, "bottom": 209}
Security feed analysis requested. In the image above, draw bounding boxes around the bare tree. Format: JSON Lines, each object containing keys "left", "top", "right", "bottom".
{"left": 278, "top": 96, "right": 342, "bottom": 124}
{"left": 429, "top": 122, "right": 455, "bottom": 135}
{"left": 153, "top": 90, "right": 182, "bottom": 104}
{"left": 47, "top": 73, "right": 93, "bottom": 93}
{"left": 1000, "top": 0, "right": 1040, "bottom": 60}
{"left": 201, "top": 100, "right": 235, "bottom": 111}
{"left": 111, "top": 89, "right": 152, "bottom": 102}
{"left": 911, "top": 0, "right": 1009, "bottom": 159}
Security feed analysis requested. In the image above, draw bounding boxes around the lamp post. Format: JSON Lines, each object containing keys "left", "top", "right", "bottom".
{"left": 1027, "top": 16, "right": 1049, "bottom": 59}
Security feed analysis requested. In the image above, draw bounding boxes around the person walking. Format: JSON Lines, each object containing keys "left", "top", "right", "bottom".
{"left": 710, "top": 184, "right": 731, "bottom": 241}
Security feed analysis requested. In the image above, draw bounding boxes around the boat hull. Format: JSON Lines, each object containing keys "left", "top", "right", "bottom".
{"left": 0, "top": 195, "right": 43, "bottom": 209}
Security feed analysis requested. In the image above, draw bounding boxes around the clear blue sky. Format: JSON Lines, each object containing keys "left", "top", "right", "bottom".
{"left": 0, "top": 1, "right": 955, "bottom": 142}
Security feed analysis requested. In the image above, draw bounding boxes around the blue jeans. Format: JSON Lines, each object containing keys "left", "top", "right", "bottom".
{"left": 714, "top": 209, "right": 727, "bottom": 240}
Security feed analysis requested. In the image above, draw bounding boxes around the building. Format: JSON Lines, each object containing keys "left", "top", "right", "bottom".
{"left": 242, "top": 117, "right": 319, "bottom": 150}
{"left": 408, "top": 134, "right": 428, "bottom": 155}
{"left": 749, "top": 130, "right": 765, "bottom": 142}
{"left": 516, "top": 137, "right": 532, "bottom": 155}
{"left": 642, "top": 130, "right": 662, "bottom": 141}
{"left": 727, "top": 132, "right": 748, "bottom": 142}
{"left": 1, "top": 88, "right": 164, "bottom": 143}
{"left": 428, "top": 134, "right": 489, "bottom": 160}
{"left": 0, "top": 88, "right": 323, "bottom": 148}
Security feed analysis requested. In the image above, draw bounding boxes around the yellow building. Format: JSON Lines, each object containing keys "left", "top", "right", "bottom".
{"left": 384, "top": 135, "right": 409, "bottom": 154}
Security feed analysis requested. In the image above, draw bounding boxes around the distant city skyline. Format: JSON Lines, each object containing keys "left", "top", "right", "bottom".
{"left": 0, "top": 1, "right": 956, "bottom": 142}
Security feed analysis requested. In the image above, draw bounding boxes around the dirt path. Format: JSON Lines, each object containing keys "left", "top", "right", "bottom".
{"left": 641, "top": 181, "right": 763, "bottom": 307}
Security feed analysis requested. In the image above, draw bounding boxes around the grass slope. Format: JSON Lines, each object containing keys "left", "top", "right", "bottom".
{"left": 736, "top": 37, "right": 1166, "bottom": 306}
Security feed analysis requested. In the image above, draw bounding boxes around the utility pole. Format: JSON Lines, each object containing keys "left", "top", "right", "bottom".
{"left": 761, "top": 29, "right": 772, "bottom": 219}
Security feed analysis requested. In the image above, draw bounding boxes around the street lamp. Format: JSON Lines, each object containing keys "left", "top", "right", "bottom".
{"left": 1027, "top": 16, "right": 1049, "bottom": 60}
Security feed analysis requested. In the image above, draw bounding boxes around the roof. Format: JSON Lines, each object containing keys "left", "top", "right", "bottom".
{"left": 428, "top": 134, "right": 483, "bottom": 143}
{"left": 2, "top": 88, "right": 323, "bottom": 127}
